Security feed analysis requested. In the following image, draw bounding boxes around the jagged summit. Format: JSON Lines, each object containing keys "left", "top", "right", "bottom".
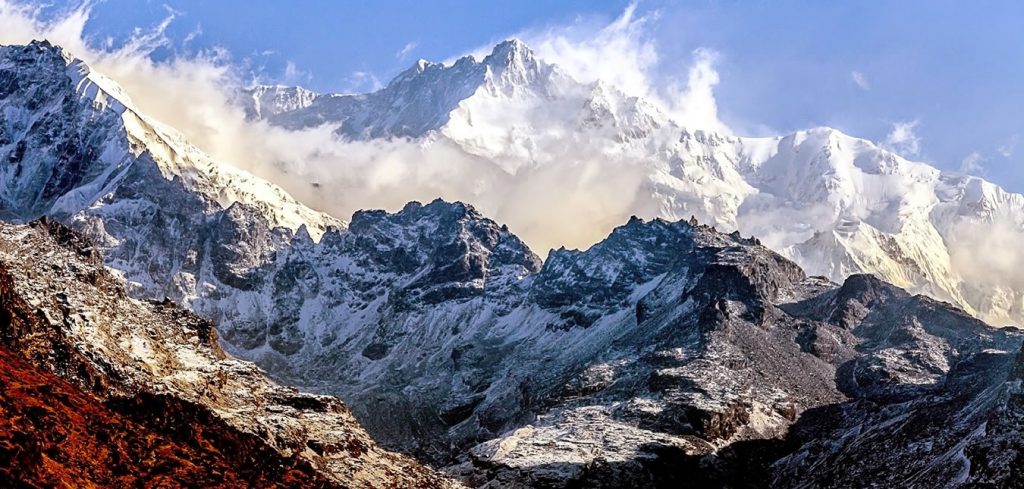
{"left": 480, "top": 38, "right": 551, "bottom": 94}
{"left": 256, "top": 38, "right": 567, "bottom": 138}
{"left": 488, "top": 38, "right": 530, "bottom": 57}
{"left": 5, "top": 38, "right": 73, "bottom": 63}
{"left": 241, "top": 84, "right": 318, "bottom": 119}
{"left": 388, "top": 58, "right": 444, "bottom": 88}
{"left": 345, "top": 198, "right": 543, "bottom": 301}
{"left": 482, "top": 38, "right": 538, "bottom": 72}
{"left": 386, "top": 38, "right": 540, "bottom": 90}
{"left": 351, "top": 198, "right": 494, "bottom": 230}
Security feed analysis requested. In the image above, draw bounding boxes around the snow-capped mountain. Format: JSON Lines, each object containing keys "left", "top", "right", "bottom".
{"left": 261, "top": 39, "right": 570, "bottom": 142}
{"left": 5, "top": 38, "right": 1024, "bottom": 488}
{"left": 249, "top": 40, "right": 1024, "bottom": 327}
{"left": 0, "top": 40, "right": 346, "bottom": 308}
{"left": 241, "top": 84, "right": 318, "bottom": 120}
{"left": 0, "top": 41, "right": 339, "bottom": 237}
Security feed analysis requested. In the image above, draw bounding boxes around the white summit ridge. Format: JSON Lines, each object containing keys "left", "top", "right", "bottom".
{"left": 248, "top": 39, "right": 1024, "bottom": 327}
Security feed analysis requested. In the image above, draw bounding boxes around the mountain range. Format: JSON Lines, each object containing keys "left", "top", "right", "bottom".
{"left": 3, "top": 38, "right": 1024, "bottom": 487}
{"left": 244, "top": 39, "right": 1024, "bottom": 329}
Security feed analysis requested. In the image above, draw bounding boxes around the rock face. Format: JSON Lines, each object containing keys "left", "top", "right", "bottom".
{"left": 0, "top": 219, "right": 455, "bottom": 488}
{"left": 438, "top": 228, "right": 1024, "bottom": 488}
{"left": 186, "top": 198, "right": 1022, "bottom": 488}
{"left": 241, "top": 84, "right": 318, "bottom": 120}
{"left": 6, "top": 211, "right": 1024, "bottom": 488}
{"left": 0, "top": 40, "right": 341, "bottom": 308}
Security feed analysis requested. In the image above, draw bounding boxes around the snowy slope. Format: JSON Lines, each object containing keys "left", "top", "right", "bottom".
{"left": 0, "top": 40, "right": 348, "bottom": 306}
{"left": 0, "top": 41, "right": 340, "bottom": 237}
{"left": 252, "top": 40, "right": 1024, "bottom": 327}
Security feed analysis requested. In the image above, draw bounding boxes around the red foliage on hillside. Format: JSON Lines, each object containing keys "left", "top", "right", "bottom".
{"left": 0, "top": 345, "right": 333, "bottom": 488}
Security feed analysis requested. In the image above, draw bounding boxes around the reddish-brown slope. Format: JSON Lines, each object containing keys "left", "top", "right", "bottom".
{"left": 0, "top": 344, "right": 334, "bottom": 488}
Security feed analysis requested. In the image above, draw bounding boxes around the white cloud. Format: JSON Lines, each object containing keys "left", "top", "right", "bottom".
{"left": 851, "top": 71, "right": 870, "bottom": 90}
{"left": 283, "top": 60, "right": 311, "bottom": 84}
{"left": 0, "top": 2, "right": 91, "bottom": 54}
{"left": 396, "top": 41, "right": 417, "bottom": 61}
{"left": 665, "top": 48, "right": 724, "bottom": 132}
{"left": 182, "top": 24, "right": 203, "bottom": 46}
{"left": 521, "top": 3, "right": 657, "bottom": 100}
{"left": 513, "top": 2, "right": 728, "bottom": 133}
{"left": 950, "top": 217, "right": 1024, "bottom": 291}
{"left": 883, "top": 120, "right": 922, "bottom": 157}
{"left": 344, "top": 70, "right": 382, "bottom": 92}
{"left": 960, "top": 151, "right": 984, "bottom": 174}
{"left": 998, "top": 134, "right": 1019, "bottom": 158}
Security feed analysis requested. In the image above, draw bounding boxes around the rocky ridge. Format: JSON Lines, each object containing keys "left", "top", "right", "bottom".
{"left": 0, "top": 218, "right": 455, "bottom": 488}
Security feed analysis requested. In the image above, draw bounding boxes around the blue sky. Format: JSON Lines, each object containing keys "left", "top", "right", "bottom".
{"left": 32, "top": 0, "right": 1024, "bottom": 192}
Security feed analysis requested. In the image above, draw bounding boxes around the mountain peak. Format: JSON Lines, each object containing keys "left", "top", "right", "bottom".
{"left": 2, "top": 39, "right": 72, "bottom": 70}
{"left": 346, "top": 198, "right": 541, "bottom": 306}
{"left": 483, "top": 38, "right": 538, "bottom": 70}
{"left": 349, "top": 198, "right": 498, "bottom": 239}
{"left": 398, "top": 58, "right": 436, "bottom": 77}
{"left": 487, "top": 38, "right": 533, "bottom": 59}
{"left": 480, "top": 38, "right": 553, "bottom": 95}
{"left": 0, "top": 41, "right": 339, "bottom": 238}
{"left": 23, "top": 39, "right": 69, "bottom": 57}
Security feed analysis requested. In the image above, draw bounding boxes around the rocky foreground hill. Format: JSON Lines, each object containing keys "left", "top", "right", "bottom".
{"left": 0, "top": 219, "right": 454, "bottom": 488}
